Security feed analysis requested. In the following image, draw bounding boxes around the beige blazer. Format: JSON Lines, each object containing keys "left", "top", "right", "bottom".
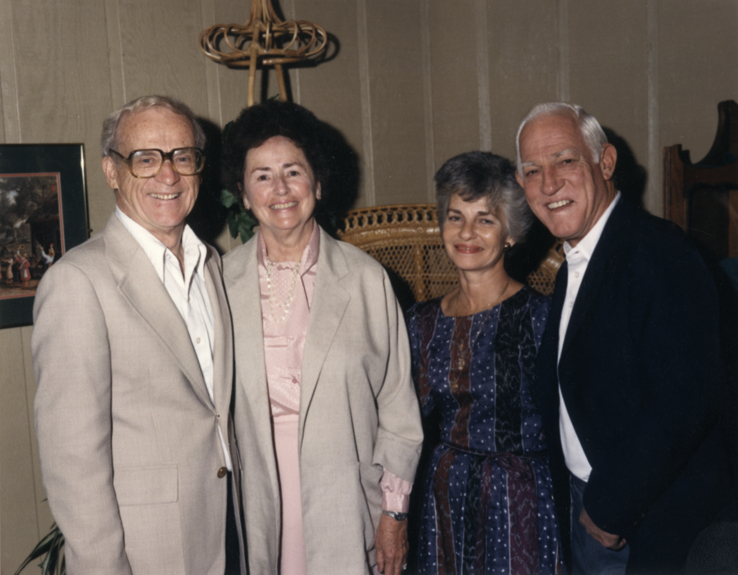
{"left": 224, "top": 227, "right": 423, "bottom": 575}
{"left": 32, "top": 214, "right": 242, "bottom": 575}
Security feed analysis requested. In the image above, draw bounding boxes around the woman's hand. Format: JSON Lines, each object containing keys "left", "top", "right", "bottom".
{"left": 375, "top": 513, "right": 408, "bottom": 575}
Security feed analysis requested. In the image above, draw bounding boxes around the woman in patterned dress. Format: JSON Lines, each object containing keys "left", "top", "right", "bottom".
{"left": 408, "top": 152, "right": 563, "bottom": 574}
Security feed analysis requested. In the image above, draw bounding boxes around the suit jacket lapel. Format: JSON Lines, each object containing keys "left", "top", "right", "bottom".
{"left": 560, "top": 199, "right": 633, "bottom": 359}
{"left": 204, "top": 250, "right": 233, "bottom": 418}
{"left": 536, "top": 261, "right": 567, "bottom": 432}
{"left": 299, "top": 229, "right": 350, "bottom": 448}
{"left": 103, "top": 214, "right": 213, "bottom": 409}
{"left": 227, "top": 239, "right": 272, "bottom": 438}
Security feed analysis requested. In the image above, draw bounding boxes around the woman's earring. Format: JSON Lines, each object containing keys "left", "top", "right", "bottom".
{"left": 504, "top": 242, "right": 512, "bottom": 251}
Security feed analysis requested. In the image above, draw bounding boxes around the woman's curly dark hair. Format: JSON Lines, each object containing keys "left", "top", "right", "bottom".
{"left": 222, "top": 100, "right": 329, "bottom": 198}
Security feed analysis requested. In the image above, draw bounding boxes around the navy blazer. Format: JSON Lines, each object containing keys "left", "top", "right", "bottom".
{"left": 536, "top": 198, "right": 730, "bottom": 572}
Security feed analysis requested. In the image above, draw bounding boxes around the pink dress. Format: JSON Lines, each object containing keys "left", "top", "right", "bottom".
{"left": 257, "top": 227, "right": 319, "bottom": 575}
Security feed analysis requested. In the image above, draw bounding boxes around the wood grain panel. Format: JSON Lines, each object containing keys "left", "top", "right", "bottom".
{"left": 659, "top": 0, "right": 738, "bottom": 163}
{"left": 568, "top": 0, "right": 650, "bottom": 209}
{"left": 485, "top": 1, "right": 560, "bottom": 162}
{"left": 365, "top": 0, "right": 427, "bottom": 206}
{"left": 0, "top": 0, "right": 20, "bottom": 143}
{"left": 426, "top": 1, "right": 480, "bottom": 171}
{"left": 292, "top": 0, "right": 367, "bottom": 208}
{"left": 115, "top": 0, "right": 209, "bottom": 114}
{"left": 12, "top": 0, "right": 114, "bottom": 233}
{"left": 0, "top": 327, "right": 39, "bottom": 574}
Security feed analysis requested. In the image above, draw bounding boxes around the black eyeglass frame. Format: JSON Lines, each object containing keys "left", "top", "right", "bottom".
{"left": 109, "top": 147, "right": 205, "bottom": 179}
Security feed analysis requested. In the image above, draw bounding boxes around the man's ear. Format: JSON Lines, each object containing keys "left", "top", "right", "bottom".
{"left": 599, "top": 143, "right": 617, "bottom": 181}
{"left": 102, "top": 156, "right": 120, "bottom": 191}
{"left": 315, "top": 183, "right": 322, "bottom": 201}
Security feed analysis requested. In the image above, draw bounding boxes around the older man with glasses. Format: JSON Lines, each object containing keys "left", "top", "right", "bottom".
{"left": 32, "top": 95, "right": 244, "bottom": 575}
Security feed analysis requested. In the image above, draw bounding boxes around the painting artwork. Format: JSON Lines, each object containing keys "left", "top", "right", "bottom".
{"left": 0, "top": 145, "right": 88, "bottom": 328}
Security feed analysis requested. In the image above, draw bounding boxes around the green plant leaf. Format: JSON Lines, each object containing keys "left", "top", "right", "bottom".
{"left": 14, "top": 523, "right": 65, "bottom": 575}
{"left": 220, "top": 188, "right": 239, "bottom": 209}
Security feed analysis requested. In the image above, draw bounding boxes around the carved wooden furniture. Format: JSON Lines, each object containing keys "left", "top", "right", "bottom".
{"left": 664, "top": 100, "right": 738, "bottom": 259}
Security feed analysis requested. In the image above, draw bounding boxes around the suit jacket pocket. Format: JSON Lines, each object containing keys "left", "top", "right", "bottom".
{"left": 114, "top": 465, "right": 178, "bottom": 506}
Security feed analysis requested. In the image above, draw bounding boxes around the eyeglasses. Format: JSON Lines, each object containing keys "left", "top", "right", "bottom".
{"left": 109, "top": 148, "right": 205, "bottom": 178}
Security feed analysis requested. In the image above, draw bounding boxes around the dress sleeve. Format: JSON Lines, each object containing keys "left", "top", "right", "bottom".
{"left": 380, "top": 470, "right": 413, "bottom": 513}
{"left": 407, "top": 302, "right": 436, "bottom": 417}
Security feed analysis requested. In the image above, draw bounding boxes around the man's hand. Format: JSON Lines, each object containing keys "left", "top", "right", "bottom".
{"left": 579, "top": 508, "right": 627, "bottom": 550}
{"left": 375, "top": 513, "right": 408, "bottom": 575}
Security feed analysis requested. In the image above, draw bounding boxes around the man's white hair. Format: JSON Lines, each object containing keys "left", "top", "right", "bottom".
{"left": 515, "top": 102, "right": 608, "bottom": 175}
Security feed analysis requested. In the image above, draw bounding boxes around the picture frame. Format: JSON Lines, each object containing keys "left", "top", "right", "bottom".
{"left": 0, "top": 144, "right": 88, "bottom": 328}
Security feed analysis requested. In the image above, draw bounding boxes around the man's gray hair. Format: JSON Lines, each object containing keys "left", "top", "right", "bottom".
{"left": 515, "top": 102, "right": 608, "bottom": 174}
{"left": 100, "top": 95, "right": 206, "bottom": 158}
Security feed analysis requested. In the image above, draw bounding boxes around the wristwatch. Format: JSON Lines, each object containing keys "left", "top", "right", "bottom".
{"left": 382, "top": 510, "right": 408, "bottom": 521}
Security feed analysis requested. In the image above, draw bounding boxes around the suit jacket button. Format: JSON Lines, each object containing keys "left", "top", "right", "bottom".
{"left": 217, "top": 467, "right": 227, "bottom": 478}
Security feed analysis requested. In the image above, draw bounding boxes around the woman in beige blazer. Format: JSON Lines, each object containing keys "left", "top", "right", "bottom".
{"left": 222, "top": 100, "right": 423, "bottom": 575}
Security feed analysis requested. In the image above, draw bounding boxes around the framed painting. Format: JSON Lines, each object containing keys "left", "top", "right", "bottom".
{"left": 0, "top": 144, "right": 88, "bottom": 328}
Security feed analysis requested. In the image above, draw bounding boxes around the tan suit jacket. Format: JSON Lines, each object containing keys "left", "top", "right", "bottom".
{"left": 224, "top": 227, "right": 423, "bottom": 575}
{"left": 33, "top": 213, "right": 242, "bottom": 575}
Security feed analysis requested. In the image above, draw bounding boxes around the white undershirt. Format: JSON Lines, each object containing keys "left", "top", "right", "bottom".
{"left": 116, "top": 207, "right": 232, "bottom": 470}
{"left": 557, "top": 192, "right": 620, "bottom": 482}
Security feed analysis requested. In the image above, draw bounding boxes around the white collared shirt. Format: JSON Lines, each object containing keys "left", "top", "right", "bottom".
{"left": 557, "top": 192, "right": 621, "bottom": 482}
{"left": 116, "top": 207, "right": 232, "bottom": 470}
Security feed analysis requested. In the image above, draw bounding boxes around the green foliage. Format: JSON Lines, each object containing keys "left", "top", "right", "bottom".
{"left": 220, "top": 188, "right": 257, "bottom": 244}
{"left": 14, "top": 523, "right": 65, "bottom": 575}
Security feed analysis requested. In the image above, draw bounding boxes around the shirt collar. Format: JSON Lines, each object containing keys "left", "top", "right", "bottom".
{"left": 256, "top": 220, "right": 321, "bottom": 275}
{"left": 115, "top": 206, "right": 207, "bottom": 283}
{"left": 563, "top": 191, "right": 621, "bottom": 263}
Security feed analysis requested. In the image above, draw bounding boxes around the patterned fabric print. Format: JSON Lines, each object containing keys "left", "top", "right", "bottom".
{"left": 408, "top": 287, "right": 562, "bottom": 574}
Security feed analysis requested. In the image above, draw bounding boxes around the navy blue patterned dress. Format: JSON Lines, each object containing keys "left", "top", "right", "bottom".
{"left": 408, "top": 286, "right": 562, "bottom": 575}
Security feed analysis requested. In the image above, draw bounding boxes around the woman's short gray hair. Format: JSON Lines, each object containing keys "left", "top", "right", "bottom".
{"left": 515, "top": 102, "right": 608, "bottom": 173}
{"left": 100, "top": 95, "right": 206, "bottom": 157}
{"left": 435, "top": 151, "right": 533, "bottom": 244}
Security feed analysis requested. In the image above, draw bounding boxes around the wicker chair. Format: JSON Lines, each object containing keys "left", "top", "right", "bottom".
{"left": 337, "top": 203, "right": 563, "bottom": 304}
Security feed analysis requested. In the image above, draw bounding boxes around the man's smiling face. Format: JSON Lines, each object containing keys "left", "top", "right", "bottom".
{"left": 516, "top": 112, "right": 616, "bottom": 247}
{"left": 103, "top": 106, "right": 200, "bottom": 247}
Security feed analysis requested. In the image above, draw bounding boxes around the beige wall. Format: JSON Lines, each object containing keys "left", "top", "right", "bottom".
{"left": 1, "top": 0, "right": 736, "bottom": 571}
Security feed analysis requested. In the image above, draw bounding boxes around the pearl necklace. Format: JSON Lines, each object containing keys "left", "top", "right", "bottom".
{"left": 265, "top": 257, "right": 301, "bottom": 323}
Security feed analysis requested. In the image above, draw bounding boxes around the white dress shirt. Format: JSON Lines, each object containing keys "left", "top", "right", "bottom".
{"left": 557, "top": 192, "right": 620, "bottom": 482}
{"left": 116, "top": 207, "right": 232, "bottom": 470}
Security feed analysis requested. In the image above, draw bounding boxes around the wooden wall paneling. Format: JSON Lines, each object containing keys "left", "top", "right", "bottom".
{"left": 208, "top": 0, "right": 261, "bottom": 123}
{"left": 426, "top": 2, "right": 481, "bottom": 173}
{"left": 474, "top": 0, "right": 492, "bottom": 153}
{"left": 364, "top": 0, "right": 427, "bottom": 206}
{"left": 0, "top": 327, "right": 39, "bottom": 574}
{"left": 196, "top": 0, "right": 252, "bottom": 254}
{"left": 21, "top": 323, "right": 53, "bottom": 546}
{"left": 292, "top": 0, "right": 368, "bottom": 208}
{"left": 115, "top": 0, "right": 209, "bottom": 114}
{"left": 13, "top": 0, "right": 114, "bottom": 234}
{"left": 485, "top": 1, "right": 560, "bottom": 162}
{"left": 0, "top": 0, "right": 20, "bottom": 144}
{"left": 568, "top": 0, "right": 652, "bottom": 211}
{"left": 658, "top": 0, "right": 738, "bottom": 181}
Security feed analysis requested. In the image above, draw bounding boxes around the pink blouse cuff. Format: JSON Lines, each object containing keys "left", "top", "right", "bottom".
{"left": 380, "top": 469, "right": 412, "bottom": 513}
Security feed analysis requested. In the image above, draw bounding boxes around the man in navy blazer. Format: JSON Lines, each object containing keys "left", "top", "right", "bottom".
{"left": 515, "top": 102, "right": 730, "bottom": 574}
